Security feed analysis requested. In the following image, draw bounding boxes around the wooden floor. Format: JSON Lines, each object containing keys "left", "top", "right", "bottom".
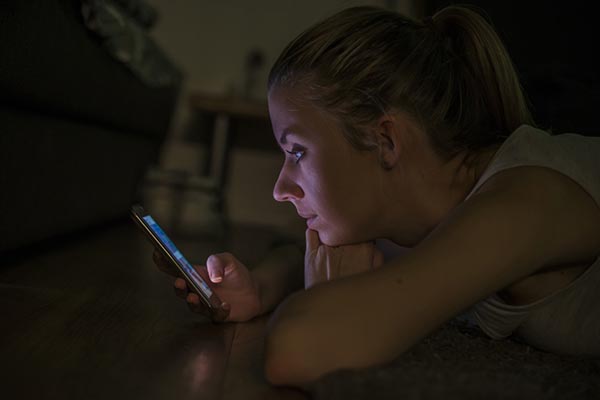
{"left": 0, "top": 221, "right": 307, "bottom": 400}
{"left": 3, "top": 221, "right": 600, "bottom": 399}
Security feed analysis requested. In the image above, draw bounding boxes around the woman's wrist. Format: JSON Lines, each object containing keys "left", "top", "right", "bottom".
{"left": 251, "top": 269, "right": 267, "bottom": 316}
{"left": 250, "top": 243, "right": 304, "bottom": 316}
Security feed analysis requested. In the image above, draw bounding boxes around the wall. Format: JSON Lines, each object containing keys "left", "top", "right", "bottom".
{"left": 143, "top": 0, "right": 416, "bottom": 234}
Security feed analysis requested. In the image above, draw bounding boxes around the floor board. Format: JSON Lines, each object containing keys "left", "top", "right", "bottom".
{"left": 0, "top": 222, "right": 304, "bottom": 399}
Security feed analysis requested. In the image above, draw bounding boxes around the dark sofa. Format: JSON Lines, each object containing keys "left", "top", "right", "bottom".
{"left": 0, "top": 0, "right": 180, "bottom": 253}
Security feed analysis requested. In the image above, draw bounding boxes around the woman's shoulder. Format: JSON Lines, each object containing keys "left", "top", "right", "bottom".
{"left": 472, "top": 164, "right": 600, "bottom": 268}
{"left": 469, "top": 164, "right": 600, "bottom": 306}
{"left": 469, "top": 124, "right": 600, "bottom": 209}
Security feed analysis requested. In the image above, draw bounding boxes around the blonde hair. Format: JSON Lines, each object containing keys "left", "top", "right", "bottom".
{"left": 268, "top": 5, "right": 534, "bottom": 159}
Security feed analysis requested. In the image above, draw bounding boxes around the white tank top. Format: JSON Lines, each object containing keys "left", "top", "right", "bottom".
{"left": 463, "top": 125, "right": 600, "bottom": 356}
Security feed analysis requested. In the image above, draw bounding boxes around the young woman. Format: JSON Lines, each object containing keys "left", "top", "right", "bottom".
{"left": 154, "top": 5, "right": 600, "bottom": 387}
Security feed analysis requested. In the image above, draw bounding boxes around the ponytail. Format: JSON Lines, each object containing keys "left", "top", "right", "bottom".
{"left": 423, "top": 5, "right": 534, "bottom": 154}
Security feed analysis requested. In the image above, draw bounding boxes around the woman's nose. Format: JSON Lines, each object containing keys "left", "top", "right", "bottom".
{"left": 273, "top": 169, "right": 304, "bottom": 202}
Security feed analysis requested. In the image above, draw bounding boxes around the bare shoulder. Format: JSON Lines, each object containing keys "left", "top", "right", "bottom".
{"left": 467, "top": 166, "right": 600, "bottom": 304}
{"left": 473, "top": 165, "right": 600, "bottom": 267}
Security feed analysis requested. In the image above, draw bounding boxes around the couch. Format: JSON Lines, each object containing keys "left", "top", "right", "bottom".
{"left": 0, "top": 0, "right": 181, "bottom": 254}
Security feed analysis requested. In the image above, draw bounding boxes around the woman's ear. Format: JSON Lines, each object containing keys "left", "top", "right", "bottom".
{"left": 375, "top": 115, "right": 402, "bottom": 170}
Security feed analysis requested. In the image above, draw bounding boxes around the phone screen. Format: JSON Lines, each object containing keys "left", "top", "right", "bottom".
{"left": 141, "top": 214, "right": 214, "bottom": 300}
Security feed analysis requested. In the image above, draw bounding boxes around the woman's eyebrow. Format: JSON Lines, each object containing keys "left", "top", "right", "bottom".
{"left": 279, "top": 127, "right": 302, "bottom": 145}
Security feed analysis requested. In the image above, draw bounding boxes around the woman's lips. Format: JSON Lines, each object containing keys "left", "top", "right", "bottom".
{"left": 298, "top": 213, "right": 317, "bottom": 226}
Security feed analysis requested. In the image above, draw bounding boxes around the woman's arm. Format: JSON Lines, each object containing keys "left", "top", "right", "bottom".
{"left": 252, "top": 243, "right": 304, "bottom": 316}
{"left": 264, "top": 166, "right": 600, "bottom": 386}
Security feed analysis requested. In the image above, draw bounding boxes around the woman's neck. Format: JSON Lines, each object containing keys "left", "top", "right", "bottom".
{"left": 381, "top": 143, "right": 502, "bottom": 246}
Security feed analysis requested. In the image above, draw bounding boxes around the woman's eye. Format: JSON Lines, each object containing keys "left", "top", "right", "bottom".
{"left": 286, "top": 149, "right": 305, "bottom": 163}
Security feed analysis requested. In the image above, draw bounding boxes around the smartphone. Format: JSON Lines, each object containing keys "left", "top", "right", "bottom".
{"left": 130, "top": 204, "right": 222, "bottom": 314}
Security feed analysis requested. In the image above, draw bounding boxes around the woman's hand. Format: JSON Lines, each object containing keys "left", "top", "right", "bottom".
{"left": 304, "top": 229, "right": 384, "bottom": 289}
{"left": 153, "top": 251, "right": 262, "bottom": 322}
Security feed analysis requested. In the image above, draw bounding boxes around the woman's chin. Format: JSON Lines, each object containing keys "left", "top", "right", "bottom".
{"left": 311, "top": 221, "right": 366, "bottom": 247}
{"left": 318, "top": 231, "right": 354, "bottom": 247}
{"left": 314, "top": 230, "right": 335, "bottom": 247}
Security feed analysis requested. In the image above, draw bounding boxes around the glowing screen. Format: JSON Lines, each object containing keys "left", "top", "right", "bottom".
{"left": 143, "top": 215, "right": 213, "bottom": 299}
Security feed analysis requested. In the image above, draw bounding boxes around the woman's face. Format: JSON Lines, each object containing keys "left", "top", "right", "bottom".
{"left": 268, "top": 86, "right": 385, "bottom": 246}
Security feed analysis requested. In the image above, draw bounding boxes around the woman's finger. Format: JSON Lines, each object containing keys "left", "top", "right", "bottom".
{"left": 186, "top": 292, "right": 209, "bottom": 314}
{"left": 305, "top": 229, "right": 321, "bottom": 255}
{"left": 173, "top": 278, "right": 188, "bottom": 299}
{"left": 206, "top": 254, "right": 226, "bottom": 283}
{"left": 153, "top": 250, "right": 179, "bottom": 277}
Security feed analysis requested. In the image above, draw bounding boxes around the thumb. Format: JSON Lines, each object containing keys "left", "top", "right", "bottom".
{"left": 205, "top": 254, "right": 226, "bottom": 283}
{"left": 305, "top": 229, "right": 321, "bottom": 255}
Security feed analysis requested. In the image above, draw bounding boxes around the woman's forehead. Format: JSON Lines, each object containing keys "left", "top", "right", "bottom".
{"left": 268, "top": 86, "right": 307, "bottom": 116}
{"left": 269, "top": 87, "right": 342, "bottom": 138}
